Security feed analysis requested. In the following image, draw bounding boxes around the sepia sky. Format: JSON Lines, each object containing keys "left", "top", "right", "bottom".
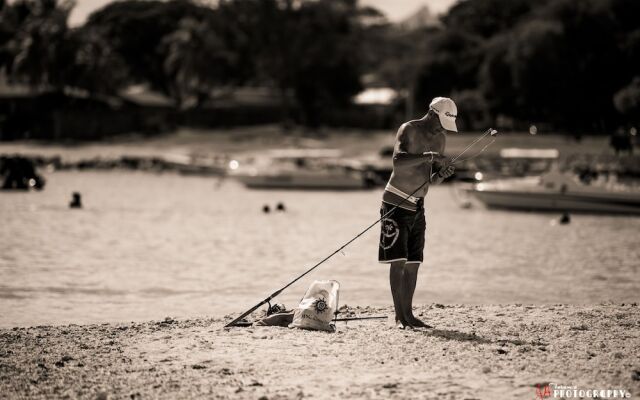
{"left": 68, "top": 0, "right": 459, "bottom": 26}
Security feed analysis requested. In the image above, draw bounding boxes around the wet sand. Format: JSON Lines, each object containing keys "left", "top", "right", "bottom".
{"left": 1, "top": 304, "right": 638, "bottom": 399}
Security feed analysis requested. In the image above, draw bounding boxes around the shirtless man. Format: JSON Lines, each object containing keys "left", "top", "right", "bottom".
{"left": 378, "top": 97, "right": 457, "bottom": 329}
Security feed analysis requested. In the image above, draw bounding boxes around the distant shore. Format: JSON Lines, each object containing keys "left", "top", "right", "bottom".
{"left": 0, "top": 126, "right": 628, "bottom": 160}
{"left": 1, "top": 304, "right": 638, "bottom": 399}
{"left": 2, "top": 127, "right": 639, "bottom": 180}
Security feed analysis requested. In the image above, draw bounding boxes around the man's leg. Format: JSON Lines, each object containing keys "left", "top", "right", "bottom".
{"left": 401, "top": 262, "right": 432, "bottom": 328}
{"left": 389, "top": 261, "right": 410, "bottom": 328}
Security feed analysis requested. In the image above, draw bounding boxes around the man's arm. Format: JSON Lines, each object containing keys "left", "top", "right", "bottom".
{"left": 392, "top": 124, "right": 435, "bottom": 168}
{"left": 430, "top": 136, "right": 454, "bottom": 184}
{"left": 430, "top": 160, "right": 455, "bottom": 184}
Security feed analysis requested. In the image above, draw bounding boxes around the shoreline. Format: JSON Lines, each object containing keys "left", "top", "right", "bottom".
{"left": 2, "top": 304, "right": 638, "bottom": 399}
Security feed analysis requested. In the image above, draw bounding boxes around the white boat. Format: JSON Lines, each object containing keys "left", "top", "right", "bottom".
{"left": 161, "top": 153, "right": 227, "bottom": 176}
{"left": 230, "top": 149, "right": 379, "bottom": 190}
{"left": 468, "top": 171, "right": 640, "bottom": 214}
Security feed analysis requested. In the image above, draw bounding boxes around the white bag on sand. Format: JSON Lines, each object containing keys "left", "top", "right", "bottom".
{"left": 289, "top": 280, "right": 340, "bottom": 332}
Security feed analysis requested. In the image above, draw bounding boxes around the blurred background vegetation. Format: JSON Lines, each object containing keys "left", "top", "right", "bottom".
{"left": 0, "top": 0, "right": 639, "bottom": 140}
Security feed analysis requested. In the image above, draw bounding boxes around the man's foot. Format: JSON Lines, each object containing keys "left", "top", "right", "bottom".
{"left": 406, "top": 315, "right": 433, "bottom": 329}
{"left": 395, "top": 316, "right": 413, "bottom": 330}
{"left": 396, "top": 322, "right": 414, "bottom": 330}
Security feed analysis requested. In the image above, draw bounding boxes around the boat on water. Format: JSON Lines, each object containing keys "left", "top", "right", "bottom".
{"left": 468, "top": 171, "right": 640, "bottom": 214}
{"left": 161, "top": 153, "right": 227, "bottom": 176}
{"left": 230, "top": 149, "right": 380, "bottom": 190}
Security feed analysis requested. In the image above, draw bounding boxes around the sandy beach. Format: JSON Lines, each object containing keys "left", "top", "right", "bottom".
{"left": 1, "top": 303, "right": 638, "bottom": 399}
{"left": 2, "top": 132, "right": 639, "bottom": 399}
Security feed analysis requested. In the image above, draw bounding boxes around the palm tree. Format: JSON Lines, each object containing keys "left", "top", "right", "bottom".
{"left": 64, "top": 26, "right": 129, "bottom": 95}
{"left": 8, "top": 0, "right": 74, "bottom": 90}
{"left": 161, "top": 17, "right": 236, "bottom": 109}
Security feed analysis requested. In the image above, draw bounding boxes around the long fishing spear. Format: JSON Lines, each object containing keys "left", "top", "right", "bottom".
{"left": 225, "top": 128, "right": 498, "bottom": 328}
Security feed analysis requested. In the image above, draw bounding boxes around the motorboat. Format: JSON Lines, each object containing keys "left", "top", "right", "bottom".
{"left": 468, "top": 171, "right": 640, "bottom": 214}
{"left": 230, "top": 149, "right": 380, "bottom": 190}
{"left": 161, "top": 153, "right": 227, "bottom": 176}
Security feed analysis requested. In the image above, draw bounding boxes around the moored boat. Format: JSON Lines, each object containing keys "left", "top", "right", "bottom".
{"left": 230, "top": 149, "right": 380, "bottom": 190}
{"left": 468, "top": 171, "right": 640, "bottom": 214}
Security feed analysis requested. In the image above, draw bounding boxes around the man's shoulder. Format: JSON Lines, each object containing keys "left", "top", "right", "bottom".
{"left": 397, "top": 121, "right": 420, "bottom": 138}
{"left": 400, "top": 120, "right": 436, "bottom": 141}
{"left": 400, "top": 119, "right": 421, "bottom": 130}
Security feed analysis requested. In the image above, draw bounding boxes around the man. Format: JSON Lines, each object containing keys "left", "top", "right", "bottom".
{"left": 379, "top": 97, "right": 457, "bottom": 329}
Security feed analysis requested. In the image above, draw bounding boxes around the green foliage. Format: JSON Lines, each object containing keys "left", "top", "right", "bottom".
{"left": 85, "top": 0, "right": 221, "bottom": 102}
{"left": 216, "top": 0, "right": 364, "bottom": 125}
{"left": 410, "top": 0, "right": 640, "bottom": 131}
{"left": 1, "top": 0, "right": 127, "bottom": 94}
{"left": 62, "top": 26, "right": 129, "bottom": 95}
{"left": 2, "top": 0, "right": 638, "bottom": 131}
{"left": 415, "top": 30, "right": 482, "bottom": 107}
{"left": 614, "top": 77, "right": 640, "bottom": 122}
{"left": 443, "top": 0, "right": 545, "bottom": 38}
{"left": 160, "top": 18, "right": 237, "bottom": 108}
{"left": 452, "top": 89, "right": 490, "bottom": 131}
{"left": 83, "top": 0, "right": 364, "bottom": 117}
{"left": 2, "top": 0, "right": 75, "bottom": 89}
{"left": 289, "top": 0, "right": 364, "bottom": 125}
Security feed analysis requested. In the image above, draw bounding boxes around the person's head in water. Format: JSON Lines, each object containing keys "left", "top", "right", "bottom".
{"left": 426, "top": 97, "right": 458, "bottom": 135}
{"left": 69, "top": 192, "right": 82, "bottom": 208}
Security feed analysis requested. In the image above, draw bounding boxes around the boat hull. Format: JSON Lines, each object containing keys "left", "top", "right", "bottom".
{"left": 237, "top": 174, "right": 371, "bottom": 190}
{"left": 470, "top": 189, "right": 640, "bottom": 214}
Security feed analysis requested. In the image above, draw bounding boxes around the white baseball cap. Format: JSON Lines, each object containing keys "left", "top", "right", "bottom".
{"left": 429, "top": 97, "right": 458, "bottom": 132}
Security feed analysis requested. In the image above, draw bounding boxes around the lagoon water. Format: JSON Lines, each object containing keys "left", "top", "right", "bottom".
{"left": 1, "top": 171, "right": 639, "bottom": 328}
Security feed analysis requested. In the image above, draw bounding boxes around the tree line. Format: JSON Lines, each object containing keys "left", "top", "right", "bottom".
{"left": 1, "top": 0, "right": 638, "bottom": 132}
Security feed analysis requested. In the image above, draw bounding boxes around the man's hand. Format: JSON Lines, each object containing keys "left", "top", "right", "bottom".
{"left": 437, "top": 164, "right": 455, "bottom": 179}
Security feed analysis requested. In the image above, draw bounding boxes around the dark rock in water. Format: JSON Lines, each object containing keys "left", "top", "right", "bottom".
{"left": 0, "top": 156, "right": 45, "bottom": 191}
{"left": 69, "top": 192, "right": 82, "bottom": 209}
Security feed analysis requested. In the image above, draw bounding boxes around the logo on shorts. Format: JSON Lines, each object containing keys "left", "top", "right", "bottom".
{"left": 380, "top": 218, "right": 400, "bottom": 250}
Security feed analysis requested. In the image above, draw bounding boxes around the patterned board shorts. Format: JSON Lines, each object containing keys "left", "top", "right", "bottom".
{"left": 378, "top": 200, "right": 426, "bottom": 264}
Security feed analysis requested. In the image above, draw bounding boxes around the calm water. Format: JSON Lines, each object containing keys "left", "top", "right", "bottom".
{"left": 1, "top": 171, "right": 638, "bottom": 328}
